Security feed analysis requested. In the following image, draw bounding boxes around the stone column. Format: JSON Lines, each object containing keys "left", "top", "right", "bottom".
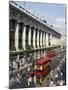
{"left": 15, "top": 22, "right": 19, "bottom": 51}
{"left": 22, "top": 24, "right": 26, "bottom": 50}
{"left": 55, "top": 38, "right": 58, "bottom": 45}
{"left": 33, "top": 29, "right": 36, "bottom": 48}
{"left": 51, "top": 36, "right": 55, "bottom": 46}
{"left": 43, "top": 32, "right": 45, "bottom": 47}
{"left": 42, "top": 32, "right": 43, "bottom": 47}
{"left": 37, "top": 30, "right": 39, "bottom": 48}
{"left": 28, "top": 27, "right": 31, "bottom": 46}
{"left": 57, "top": 38, "right": 59, "bottom": 45}
{"left": 39, "top": 31, "right": 41, "bottom": 47}
{"left": 50, "top": 34, "right": 52, "bottom": 46}
{"left": 46, "top": 33, "right": 48, "bottom": 47}
{"left": 40, "top": 31, "right": 42, "bottom": 47}
{"left": 45, "top": 32, "right": 46, "bottom": 46}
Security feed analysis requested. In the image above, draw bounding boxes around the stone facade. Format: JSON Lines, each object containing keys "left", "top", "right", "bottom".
{"left": 9, "top": 1, "right": 61, "bottom": 65}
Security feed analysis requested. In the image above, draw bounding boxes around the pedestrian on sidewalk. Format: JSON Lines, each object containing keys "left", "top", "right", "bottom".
{"left": 27, "top": 75, "right": 32, "bottom": 86}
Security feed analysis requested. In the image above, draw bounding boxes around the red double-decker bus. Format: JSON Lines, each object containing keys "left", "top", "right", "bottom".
{"left": 30, "top": 56, "right": 51, "bottom": 84}
{"left": 47, "top": 50, "right": 57, "bottom": 58}
{"left": 29, "top": 50, "right": 59, "bottom": 84}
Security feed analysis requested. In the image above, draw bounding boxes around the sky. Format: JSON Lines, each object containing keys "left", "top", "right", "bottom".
{"left": 14, "top": 1, "right": 66, "bottom": 35}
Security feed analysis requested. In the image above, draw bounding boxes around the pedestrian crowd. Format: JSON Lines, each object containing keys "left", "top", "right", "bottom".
{"left": 46, "top": 57, "right": 66, "bottom": 87}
